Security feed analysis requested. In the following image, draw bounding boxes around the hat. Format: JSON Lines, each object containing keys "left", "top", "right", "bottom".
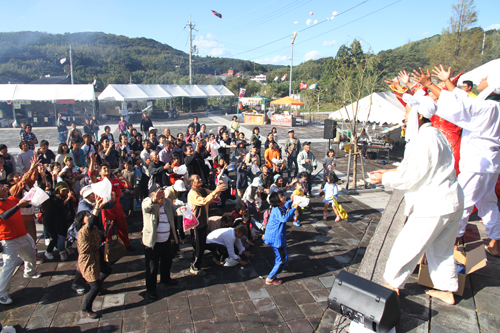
{"left": 148, "top": 183, "right": 162, "bottom": 195}
{"left": 303, "top": 141, "right": 311, "bottom": 146}
{"left": 271, "top": 158, "right": 282, "bottom": 165}
{"left": 251, "top": 177, "right": 263, "bottom": 187}
{"left": 288, "top": 129, "right": 294, "bottom": 133}
{"left": 54, "top": 181, "right": 70, "bottom": 193}
{"left": 173, "top": 180, "right": 187, "bottom": 192}
{"left": 80, "top": 185, "right": 93, "bottom": 199}
{"left": 0, "top": 144, "right": 6, "bottom": 151}
{"left": 149, "top": 127, "right": 157, "bottom": 132}
{"left": 273, "top": 174, "right": 283, "bottom": 183}
{"left": 135, "top": 132, "right": 142, "bottom": 137}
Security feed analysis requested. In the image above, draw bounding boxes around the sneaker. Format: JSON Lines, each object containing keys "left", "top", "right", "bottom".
{"left": 224, "top": 258, "right": 239, "bottom": 267}
{"left": 190, "top": 266, "right": 206, "bottom": 275}
{"left": 66, "top": 247, "right": 75, "bottom": 256}
{"left": 45, "top": 238, "right": 50, "bottom": 246}
{"left": 60, "top": 251, "right": 68, "bottom": 261}
{"left": 335, "top": 215, "right": 341, "bottom": 222}
{"left": 293, "top": 221, "right": 301, "bottom": 227}
{"left": 45, "top": 251, "right": 54, "bottom": 260}
{"left": 24, "top": 272, "right": 42, "bottom": 279}
{"left": 0, "top": 295, "right": 13, "bottom": 305}
{"left": 81, "top": 310, "right": 99, "bottom": 319}
{"left": 72, "top": 283, "right": 86, "bottom": 295}
{"left": 36, "top": 256, "right": 44, "bottom": 265}
{"left": 323, "top": 213, "right": 328, "bottom": 220}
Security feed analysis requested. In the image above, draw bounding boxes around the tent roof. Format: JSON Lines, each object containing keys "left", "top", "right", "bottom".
{"left": 0, "top": 84, "right": 95, "bottom": 102}
{"left": 98, "top": 84, "right": 234, "bottom": 101}
{"left": 330, "top": 91, "right": 405, "bottom": 124}
{"left": 458, "top": 58, "right": 500, "bottom": 86}
{"left": 270, "top": 96, "right": 304, "bottom": 106}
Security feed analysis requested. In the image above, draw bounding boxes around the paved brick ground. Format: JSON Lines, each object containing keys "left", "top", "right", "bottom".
{"left": 0, "top": 191, "right": 382, "bottom": 332}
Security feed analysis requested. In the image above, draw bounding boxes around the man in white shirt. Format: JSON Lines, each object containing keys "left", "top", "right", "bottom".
{"left": 370, "top": 93, "right": 463, "bottom": 305}
{"left": 414, "top": 66, "right": 500, "bottom": 257}
{"left": 140, "top": 140, "right": 152, "bottom": 166}
{"left": 159, "top": 140, "right": 174, "bottom": 164}
{"left": 141, "top": 184, "right": 178, "bottom": 300}
{"left": 206, "top": 225, "right": 253, "bottom": 266}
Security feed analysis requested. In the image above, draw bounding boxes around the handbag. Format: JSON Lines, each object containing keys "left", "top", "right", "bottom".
{"left": 104, "top": 224, "right": 127, "bottom": 264}
{"left": 182, "top": 204, "right": 200, "bottom": 232}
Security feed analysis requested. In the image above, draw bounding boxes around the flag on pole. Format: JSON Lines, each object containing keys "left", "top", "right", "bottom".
{"left": 281, "top": 73, "right": 288, "bottom": 82}
{"left": 274, "top": 76, "right": 279, "bottom": 81}
{"left": 309, "top": 83, "right": 318, "bottom": 90}
{"left": 299, "top": 82, "right": 308, "bottom": 90}
{"left": 212, "top": 10, "right": 222, "bottom": 18}
{"left": 59, "top": 58, "right": 67, "bottom": 65}
{"left": 291, "top": 31, "right": 298, "bottom": 45}
{"left": 239, "top": 88, "right": 246, "bottom": 98}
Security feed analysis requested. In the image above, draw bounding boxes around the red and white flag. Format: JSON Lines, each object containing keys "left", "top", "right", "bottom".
{"left": 281, "top": 74, "right": 288, "bottom": 82}
{"left": 239, "top": 88, "right": 246, "bottom": 98}
{"left": 212, "top": 10, "right": 222, "bottom": 18}
{"left": 299, "top": 82, "right": 308, "bottom": 90}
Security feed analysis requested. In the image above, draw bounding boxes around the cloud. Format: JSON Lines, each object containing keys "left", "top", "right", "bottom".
{"left": 306, "top": 19, "right": 312, "bottom": 25}
{"left": 194, "top": 34, "right": 231, "bottom": 57}
{"left": 486, "top": 23, "right": 500, "bottom": 31}
{"left": 256, "top": 55, "right": 289, "bottom": 65}
{"left": 422, "top": 31, "right": 429, "bottom": 37}
{"left": 322, "top": 39, "right": 336, "bottom": 47}
{"left": 304, "top": 50, "right": 323, "bottom": 61}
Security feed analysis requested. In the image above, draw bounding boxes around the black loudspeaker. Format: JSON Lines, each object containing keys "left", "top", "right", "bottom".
{"left": 324, "top": 119, "right": 338, "bottom": 139}
{"left": 328, "top": 271, "right": 400, "bottom": 333}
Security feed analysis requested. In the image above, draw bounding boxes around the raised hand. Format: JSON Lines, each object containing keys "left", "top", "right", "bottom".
{"left": 412, "top": 68, "right": 432, "bottom": 87}
{"left": 384, "top": 78, "right": 398, "bottom": 86}
{"left": 95, "top": 196, "right": 105, "bottom": 209}
{"left": 431, "top": 64, "right": 451, "bottom": 81}
{"left": 398, "top": 70, "right": 410, "bottom": 85}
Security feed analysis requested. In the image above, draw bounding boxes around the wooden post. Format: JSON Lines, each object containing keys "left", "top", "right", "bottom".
{"left": 346, "top": 148, "right": 352, "bottom": 190}
{"left": 359, "top": 150, "right": 367, "bottom": 188}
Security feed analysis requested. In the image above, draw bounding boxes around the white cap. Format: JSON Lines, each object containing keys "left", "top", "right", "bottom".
{"left": 80, "top": 185, "right": 93, "bottom": 198}
{"left": 173, "top": 180, "right": 187, "bottom": 192}
{"left": 149, "top": 127, "right": 157, "bottom": 132}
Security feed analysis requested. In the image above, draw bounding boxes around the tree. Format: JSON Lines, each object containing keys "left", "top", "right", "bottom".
{"left": 324, "top": 40, "right": 384, "bottom": 188}
{"left": 428, "top": 0, "right": 483, "bottom": 72}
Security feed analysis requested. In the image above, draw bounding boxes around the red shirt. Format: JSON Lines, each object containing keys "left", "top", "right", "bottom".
{"left": 0, "top": 197, "right": 28, "bottom": 241}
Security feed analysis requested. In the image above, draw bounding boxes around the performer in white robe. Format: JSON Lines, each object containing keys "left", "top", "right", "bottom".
{"left": 370, "top": 93, "right": 464, "bottom": 305}
{"left": 413, "top": 66, "right": 500, "bottom": 256}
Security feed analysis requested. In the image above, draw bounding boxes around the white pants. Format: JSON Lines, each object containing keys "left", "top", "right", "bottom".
{"left": 384, "top": 208, "right": 462, "bottom": 292}
{"left": 456, "top": 172, "right": 500, "bottom": 240}
{"left": 0, "top": 234, "right": 37, "bottom": 297}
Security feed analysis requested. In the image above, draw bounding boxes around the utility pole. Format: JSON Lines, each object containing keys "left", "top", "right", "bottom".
{"left": 185, "top": 15, "right": 198, "bottom": 85}
{"left": 289, "top": 32, "right": 297, "bottom": 97}
{"left": 69, "top": 44, "right": 74, "bottom": 85}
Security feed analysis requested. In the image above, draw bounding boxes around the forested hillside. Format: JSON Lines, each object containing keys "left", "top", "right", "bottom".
{"left": 0, "top": 31, "right": 281, "bottom": 88}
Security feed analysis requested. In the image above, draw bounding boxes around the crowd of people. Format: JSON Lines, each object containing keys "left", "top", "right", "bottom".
{"left": 0, "top": 110, "right": 342, "bottom": 319}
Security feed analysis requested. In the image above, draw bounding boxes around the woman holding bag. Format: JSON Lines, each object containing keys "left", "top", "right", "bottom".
{"left": 74, "top": 196, "right": 111, "bottom": 319}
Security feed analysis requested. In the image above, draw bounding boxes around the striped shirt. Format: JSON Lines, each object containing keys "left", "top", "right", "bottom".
{"left": 156, "top": 211, "right": 171, "bottom": 243}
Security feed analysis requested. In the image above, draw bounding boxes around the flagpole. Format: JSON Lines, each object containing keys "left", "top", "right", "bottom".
{"left": 289, "top": 32, "right": 297, "bottom": 97}
{"left": 69, "top": 44, "right": 74, "bottom": 85}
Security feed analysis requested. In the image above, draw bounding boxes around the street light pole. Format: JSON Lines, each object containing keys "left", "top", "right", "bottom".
{"left": 289, "top": 32, "right": 297, "bottom": 97}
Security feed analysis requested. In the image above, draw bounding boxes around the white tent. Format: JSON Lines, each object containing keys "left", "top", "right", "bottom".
{"left": 457, "top": 58, "right": 500, "bottom": 86}
{"left": 98, "top": 84, "right": 234, "bottom": 101}
{"left": 0, "top": 84, "right": 95, "bottom": 102}
{"left": 330, "top": 91, "right": 405, "bottom": 125}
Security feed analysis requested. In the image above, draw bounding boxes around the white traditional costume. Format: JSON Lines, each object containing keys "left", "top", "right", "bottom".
{"left": 436, "top": 75, "right": 500, "bottom": 241}
{"left": 382, "top": 94, "right": 463, "bottom": 292}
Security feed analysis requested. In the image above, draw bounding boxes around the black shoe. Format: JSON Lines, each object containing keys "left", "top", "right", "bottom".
{"left": 126, "top": 245, "right": 136, "bottom": 252}
{"left": 147, "top": 292, "right": 158, "bottom": 300}
{"left": 161, "top": 279, "right": 179, "bottom": 286}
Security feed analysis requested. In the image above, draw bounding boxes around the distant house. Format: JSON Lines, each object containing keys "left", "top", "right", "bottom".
{"left": 250, "top": 74, "right": 267, "bottom": 85}
{"left": 29, "top": 74, "right": 80, "bottom": 84}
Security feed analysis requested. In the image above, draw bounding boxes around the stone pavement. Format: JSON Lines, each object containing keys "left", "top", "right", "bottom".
{"left": 0, "top": 188, "right": 382, "bottom": 332}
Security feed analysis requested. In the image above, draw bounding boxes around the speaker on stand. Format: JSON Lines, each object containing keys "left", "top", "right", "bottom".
{"left": 324, "top": 119, "right": 339, "bottom": 156}
{"left": 328, "top": 271, "right": 400, "bottom": 333}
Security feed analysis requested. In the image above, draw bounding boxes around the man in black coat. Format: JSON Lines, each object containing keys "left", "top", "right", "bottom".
{"left": 148, "top": 151, "right": 169, "bottom": 187}
{"left": 184, "top": 140, "right": 209, "bottom": 187}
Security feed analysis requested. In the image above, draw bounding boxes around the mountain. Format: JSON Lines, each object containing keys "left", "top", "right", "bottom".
{"left": 0, "top": 31, "right": 283, "bottom": 88}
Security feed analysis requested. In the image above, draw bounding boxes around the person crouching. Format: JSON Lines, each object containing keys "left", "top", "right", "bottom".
{"left": 206, "top": 224, "right": 254, "bottom": 266}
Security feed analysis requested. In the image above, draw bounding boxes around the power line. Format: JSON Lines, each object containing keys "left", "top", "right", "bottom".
{"left": 193, "top": 0, "right": 378, "bottom": 66}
